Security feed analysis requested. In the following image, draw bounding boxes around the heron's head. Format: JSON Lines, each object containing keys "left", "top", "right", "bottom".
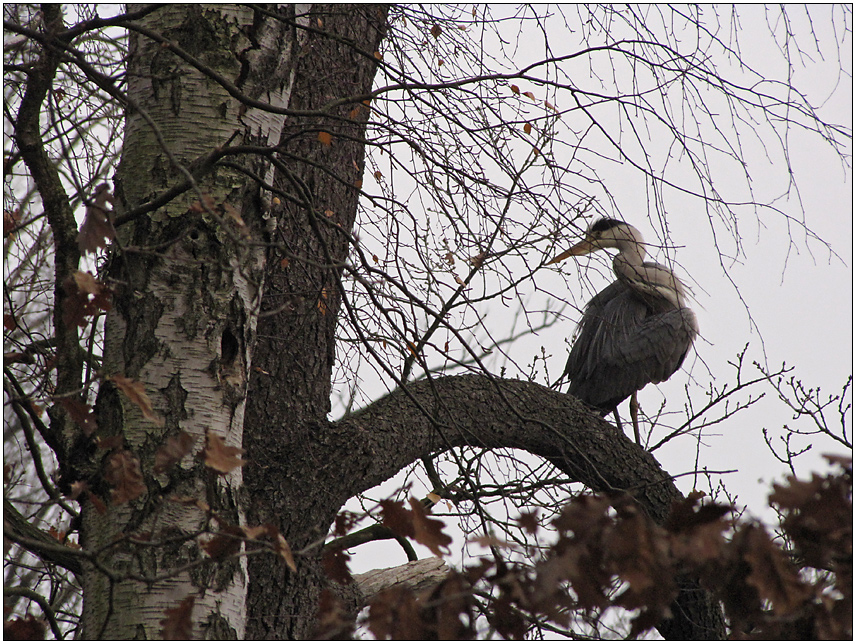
{"left": 547, "top": 218, "right": 644, "bottom": 264}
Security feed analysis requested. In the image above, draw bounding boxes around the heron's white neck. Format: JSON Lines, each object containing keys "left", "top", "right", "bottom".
{"left": 612, "top": 240, "right": 687, "bottom": 309}
{"left": 612, "top": 237, "right": 646, "bottom": 265}
{"left": 606, "top": 226, "right": 647, "bottom": 276}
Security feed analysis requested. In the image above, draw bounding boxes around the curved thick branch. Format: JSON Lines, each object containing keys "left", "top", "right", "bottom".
{"left": 332, "top": 374, "right": 680, "bottom": 517}
{"left": 324, "top": 374, "right": 725, "bottom": 639}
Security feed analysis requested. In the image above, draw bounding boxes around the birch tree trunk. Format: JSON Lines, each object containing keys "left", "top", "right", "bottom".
{"left": 79, "top": 6, "right": 299, "bottom": 638}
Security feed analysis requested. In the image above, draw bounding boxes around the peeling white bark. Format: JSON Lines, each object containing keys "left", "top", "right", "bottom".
{"left": 81, "top": 5, "right": 297, "bottom": 639}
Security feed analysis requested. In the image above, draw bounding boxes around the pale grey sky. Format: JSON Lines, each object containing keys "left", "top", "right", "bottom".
{"left": 342, "top": 5, "right": 852, "bottom": 577}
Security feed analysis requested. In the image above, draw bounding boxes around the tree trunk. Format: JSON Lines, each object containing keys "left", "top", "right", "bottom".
{"left": 242, "top": 5, "right": 389, "bottom": 639}
{"left": 79, "top": 6, "right": 296, "bottom": 638}
{"left": 75, "top": 5, "right": 724, "bottom": 639}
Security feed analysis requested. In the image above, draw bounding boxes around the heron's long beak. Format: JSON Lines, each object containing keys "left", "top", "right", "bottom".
{"left": 547, "top": 238, "right": 596, "bottom": 264}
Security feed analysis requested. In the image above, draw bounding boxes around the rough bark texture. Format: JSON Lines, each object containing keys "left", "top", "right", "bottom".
{"left": 79, "top": 6, "right": 294, "bottom": 639}
{"left": 252, "top": 368, "right": 726, "bottom": 638}
{"left": 242, "top": 4, "right": 389, "bottom": 639}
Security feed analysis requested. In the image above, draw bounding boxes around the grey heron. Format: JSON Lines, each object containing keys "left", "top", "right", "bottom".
{"left": 548, "top": 218, "right": 698, "bottom": 442}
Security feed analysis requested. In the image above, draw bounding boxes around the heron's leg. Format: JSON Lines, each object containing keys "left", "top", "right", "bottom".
{"left": 612, "top": 408, "right": 623, "bottom": 433}
{"left": 630, "top": 392, "right": 641, "bottom": 445}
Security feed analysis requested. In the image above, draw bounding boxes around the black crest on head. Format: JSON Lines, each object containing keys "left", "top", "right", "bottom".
{"left": 588, "top": 218, "right": 627, "bottom": 234}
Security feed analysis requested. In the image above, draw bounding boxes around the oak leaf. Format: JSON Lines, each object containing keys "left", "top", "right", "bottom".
{"left": 380, "top": 497, "right": 452, "bottom": 557}
{"left": 104, "top": 450, "right": 146, "bottom": 505}
{"left": 153, "top": 431, "right": 196, "bottom": 474}
{"left": 742, "top": 524, "right": 812, "bottom": 616}
{"left": 323, "top": 547, "right": 351, "bottom": 584}
{"left": 62, "top": 271, "right": 112, "bottom": 328}
{"left": 161, "top": 595, "right": 195, "bottom": 640}
{"left": 77, "top": 183, "right": 115, "bottom": 253}
{"left": 110, "top": 374, "right": 164, "bottom": 426}
{"left": 203, "top": 429, "right": 246, "bottom": 475}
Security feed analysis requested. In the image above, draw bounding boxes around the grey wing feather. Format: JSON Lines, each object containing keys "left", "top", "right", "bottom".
{"left": 564, "top": 281, "right": 697, "bottom": 411}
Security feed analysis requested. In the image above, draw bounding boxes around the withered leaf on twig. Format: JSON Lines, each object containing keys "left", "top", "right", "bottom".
{"left": 161, "top": 595, "right": 195, "bottom": 640}
{"left": 77, "top": 183, "right": 115, "bottom": 253}
{"left": 62, "top": 270, "right": 112, "bottom": 328}
{"left": 153, "top": 431, "right": 196, "bottom": 474}
{"left": 109, "top": 374, "right": 164, "bottom": 427}
{"left": 203, "top": 429, "right": 246, "bottom": 475}
{"left": 104, "top": 449, "right": 146, "bottom": 505}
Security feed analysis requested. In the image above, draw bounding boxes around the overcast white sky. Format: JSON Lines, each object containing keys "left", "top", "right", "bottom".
{"left": 342, "top": 5, "right": 852, "bottom": 577}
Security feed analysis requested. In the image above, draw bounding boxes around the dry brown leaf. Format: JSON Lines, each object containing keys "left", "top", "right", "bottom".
{"left": 409, "top": 497, "right": 452, "bottom": 557}
{"left": 317, "top": 288, "right": 328, "bottom": 315}
{"left": 59, "top": 396, "right": 98, "bottom": 436}
{"left": 380, "top": 499, "right": 415, "bottom": 538}
{"left": 322, "top": 547, "right": 351, "bottom": 584}
{"left": 518, "top": 510, "right": 540, "bottom": 534}
{"left": 4, "top": 615, "right": 47, "bottom": 640}
{"left": 316, "top": 588, "right": 353, "bottom": 639}
{"left": 161, "top": 595, "right": 195, "bottom": 640}
{"left": 468, "top": 251, "right": 487, "bottom": 269}
{"left": 318, "top": 131, "right": 333, "bottom": 145}
{"left": 104, "top": 450, "right": 146, "bottom": 505}
{"left": 96, "top": 435, "right": 124, "bottom": 451}
{"left": 241, "top": 524, "right": 274, "bottom": 541}
{"left": 62, "top": 271, "right": 112, "bottom": 328}
{"left": 368, "top": 586, "right": 424, "bottom": 640}
{"left": 332, "top": 511, "right": 360, "bottom": 537}
{"left": 203, "top": 526, "right": 244, "bottom": 561}
{"left": 77, "top": 183, "right": 115, "bottom": 253}
{"left": 4, "top": 207, "right": 21, "bottom": 239}
{"left": 275, "top": 533, "right": 297, "bottom": 572}
{"left": 110, "top": 374, "right": 164, "bottom": 427}
{"left": 430, "top": 24, "right": 442, "bottom": 38}
{"left": 742, "top": 524, "right": 812, "bottom": 616}
{"left": 203, "top": 429, "right": 246, "bottom": 475}
{"left": 153, "top": 431, "right": 196, "bottom": 474}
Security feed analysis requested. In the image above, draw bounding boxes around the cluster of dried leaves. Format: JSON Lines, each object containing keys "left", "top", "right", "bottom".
{"left": 317, "top": 455, "right": 851, "bottom": 640}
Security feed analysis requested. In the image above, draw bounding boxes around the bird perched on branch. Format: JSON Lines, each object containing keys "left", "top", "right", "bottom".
{"left": 548, "top": 218, "right": 698, "bottom": 442}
